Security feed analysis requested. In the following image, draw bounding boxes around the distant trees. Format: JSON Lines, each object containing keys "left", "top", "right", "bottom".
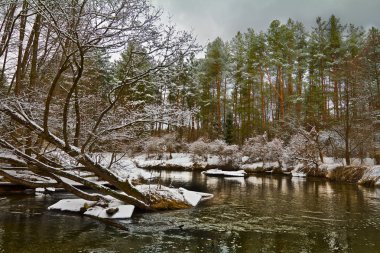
{"left": 172, "top": 15, "right": 379, "bottom": 163}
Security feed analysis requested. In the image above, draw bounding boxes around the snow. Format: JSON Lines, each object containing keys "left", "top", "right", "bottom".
{"left": 35, "top": 187, "right": 55, "bottom": 193}
{"left": 85, "top": 205, "right": 134, "bottom": 219}
{"left": 83, "top": 205, "right": 103, "bottom": 217}
{"left": 137, "top": 184, "right": 186, "bottom": 202}
{"left": 241, "top": 162, "right": 264, "bottom": 170}
{"left": 35, "top": 188, "right": 45, "bottom": 192}
{"left": 48, "top": 199, "right": 96, "bottom": 212}
{"left": 133, "top": 153, "right": 194, "bottom": 169}
{"left": 3, "top": 170, "right": 57, "bottom": 184}
{"left": 241, "top": 162, "right": 280, "bottom": 170}
{"left": 202, "top": 169, "right": 247, "bottom": 177}
{"left": 133, "top": 153, "right": 221, "bottom": 169}
{"left": 291, "top": 170, "right": 307, "bottom": 177}
{"left": 48, "top": 197, "right": 135, "bottom": 219}
{"left": 178, "top": 188, "right": 202, "bottom": 206}
{"left": 136, "top": 184, "right": 213, "bottom": 206}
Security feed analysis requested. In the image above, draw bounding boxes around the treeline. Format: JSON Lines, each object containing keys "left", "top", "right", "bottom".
{"left": 170, "top": 15, "right": 379, "bottom": 145}
{"left": 0, "top": 5, "right": 379, "bottom": 163}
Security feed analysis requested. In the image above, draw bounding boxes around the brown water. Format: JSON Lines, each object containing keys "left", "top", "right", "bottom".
{"left": 0, "top": 172, "right": 380, "bottom": 253}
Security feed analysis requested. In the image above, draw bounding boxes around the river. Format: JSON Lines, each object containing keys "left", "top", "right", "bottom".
{"left": 0, "top": 171, "right": 379, "bottom": 253}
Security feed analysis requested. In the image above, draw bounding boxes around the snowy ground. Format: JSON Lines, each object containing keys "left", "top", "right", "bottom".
{"left": 132, "top": 153, "right": 221, "bottom": 170}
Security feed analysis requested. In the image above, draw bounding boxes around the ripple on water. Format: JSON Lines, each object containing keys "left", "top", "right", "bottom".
{"left": 1, "top": 174, "right": 380, "bottom": 253}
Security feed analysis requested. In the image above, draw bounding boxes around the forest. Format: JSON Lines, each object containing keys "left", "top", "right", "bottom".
{"left": 0, "top": 0, "right": 379, "bottom": 211}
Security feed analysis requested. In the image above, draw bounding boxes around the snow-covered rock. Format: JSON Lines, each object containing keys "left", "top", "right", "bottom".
{"left": 84, "top": 205, "right": 134, "bottom": 219}
{"left": 48, "top": 199, "right": 96, "bottom": 212}
{"left": 202, "top": 169, "right": 247, "bottom": 177}
{"left": 179, "top": 187, "right": 213, "bottom": 206}
{"left": 137, "top": 184, "right": 213, "bottom": 207}
{"left": 48, "top": 197, "right": 135, "bottom": 219}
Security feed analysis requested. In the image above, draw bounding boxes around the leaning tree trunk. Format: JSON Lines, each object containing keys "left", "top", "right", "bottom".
{"left": 0, "top": 105, "right": 193, "bottom": 211}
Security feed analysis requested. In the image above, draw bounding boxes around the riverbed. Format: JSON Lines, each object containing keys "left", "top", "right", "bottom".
{"left": 1, "top": 171, "right": 379, "bottom": 253}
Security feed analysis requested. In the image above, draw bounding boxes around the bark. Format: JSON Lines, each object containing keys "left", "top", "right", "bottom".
{"left": 278, "top": 67, "right": 285, "bottom": 121}
{"left": 14, "top": 0, "right": 28, "bottom": 95}
{"left": 260, "top": 72, "right": 266, "bottom": 130}
{"left": 29, "top": 13, "right": 42, "bottom": 88}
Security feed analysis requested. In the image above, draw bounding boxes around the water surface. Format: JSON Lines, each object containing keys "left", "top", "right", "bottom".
{"left": 0, "top": 171, "right": 379, "bottom": 253}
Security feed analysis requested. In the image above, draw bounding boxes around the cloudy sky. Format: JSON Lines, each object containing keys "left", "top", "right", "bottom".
{"left": 151, "top": 0, "right": 380, "bottom": 45}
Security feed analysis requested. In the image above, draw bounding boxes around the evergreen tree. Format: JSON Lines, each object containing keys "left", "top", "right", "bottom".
{"left": 224, "top": 111, "right": 234, "bottom": 144}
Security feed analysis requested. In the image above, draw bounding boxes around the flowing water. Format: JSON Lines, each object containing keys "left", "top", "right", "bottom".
{"left": 0, "top": 171, "right": 380, "bottom": 253}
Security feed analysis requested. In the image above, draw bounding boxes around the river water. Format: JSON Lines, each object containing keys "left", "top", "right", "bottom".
{"left": 0, "top": 171, "right": 379, "bottom": 253}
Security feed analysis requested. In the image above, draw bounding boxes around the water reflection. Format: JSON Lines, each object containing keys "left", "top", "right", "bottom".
{"left": 0, "top": 172, "right": 379, "bottom": 253}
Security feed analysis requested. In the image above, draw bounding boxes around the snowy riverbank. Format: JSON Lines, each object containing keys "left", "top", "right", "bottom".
{"left": 129, "top": 153, "right": 380, "bottom": 186}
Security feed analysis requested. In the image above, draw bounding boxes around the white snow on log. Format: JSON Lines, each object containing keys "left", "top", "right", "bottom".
{"left": 179, "top": 187, "right": 214, "bottom": 206}
{"left": 136, "top": 184, "right": 185, "bottom": 202}
{"left": 136, "top": 184, "right": 213, "bottom": 207}
{"left": 291, "top": 170, "right": 307, "bottom": 177}
{"left": 98, "top": 205, "right": 134, "bottom": 219}
{"left": 48, "top": 197, "right": 135, "bottom": 219}
{"left": 202, "top": 169, "right": 247, "bottom": 177}
{"left": 84, "top": 205, "right": 135, "bottom": 219}
{"left": 178, "top": 188, "right": 202, "bottom": 206}
{"left": 35, "top": 187, "right": 56, "bottom": 193}
{"left": 83, "top": 205, "right": 103, "bottom": 217}
{"left": 48, "top": 199, "right": 96, "bottom": 212}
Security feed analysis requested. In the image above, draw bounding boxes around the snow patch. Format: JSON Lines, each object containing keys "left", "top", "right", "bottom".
{"left": 178, "top": 188, "right": 202, "bottom": 206}
{"left": 48, "top": 197, "right": 135, "bottom": 219}
{"left": 84, "top": 205, "right": 134, "bottom": 219}
{"left": 291, "top": 170, "right": 307, "bottom": 177}
{"left": 202, "top": 169, "right": 247, "bottom": 177}
{"left": 136, "top": 184, "right": 213, "bottom": 207}
{"left": 48, "top": 199, "right": 96, "bottom": 212}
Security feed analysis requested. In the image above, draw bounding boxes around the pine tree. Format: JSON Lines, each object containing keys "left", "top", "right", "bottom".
{"left": 224, "top": 111, "right": 234, "bottom": 144}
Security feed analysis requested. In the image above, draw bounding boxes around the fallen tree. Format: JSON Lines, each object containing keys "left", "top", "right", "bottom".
{"left": 0, "top": 0, "right": 199, "bottom": 210}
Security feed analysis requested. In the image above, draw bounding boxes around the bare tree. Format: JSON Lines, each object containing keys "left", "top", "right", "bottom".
{"left": 0, "top": 0, "right": 198, "bottom": 210}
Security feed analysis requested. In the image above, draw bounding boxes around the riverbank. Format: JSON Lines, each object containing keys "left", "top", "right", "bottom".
{"left": 1, "top": 152, "right": 379, "bottom": 189}
{"left": 132, "top": 153, "right": 380, "bottom": 187}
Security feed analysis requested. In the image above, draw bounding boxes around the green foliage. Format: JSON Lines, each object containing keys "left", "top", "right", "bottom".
{"left": 113, "top": 43, "right": 158, "bottom": 105}
{"left": 224, "top": 111, "right": 234, "bottom": 144}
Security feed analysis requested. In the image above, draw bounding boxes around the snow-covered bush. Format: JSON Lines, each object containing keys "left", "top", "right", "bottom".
{"left": 144, "top": 137, "right": 166, "bottom": 160}
{"left": 285, "top": 129, "right": 321, "bottom": 169}
{"left": 189, "top": 139, "right": 209, "bottom": 163}
{"left": 242, "top": 133, "right": 268, "bottom": 164}
{"left": 206, "top": 140, "right": 241, "bottom": 166}
{"left": 163, "top": 133, "right": 189, "bottom": 154}
{"left": 220, "top": 144, "right": 241, "bottom": 165}
{"left": 208, "top": 139, "right": 226, "bottom": 157}
{"left": 266, "top": 138, "right": 284, "bottom": 167}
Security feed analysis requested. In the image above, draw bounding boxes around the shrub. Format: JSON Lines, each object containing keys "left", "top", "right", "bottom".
{"left": 189, "top": 139, "right": 209, "bottom": 163}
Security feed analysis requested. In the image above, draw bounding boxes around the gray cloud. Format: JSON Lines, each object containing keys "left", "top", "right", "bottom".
{"left": 151, "top": 0, "right": 380, "bottom": 45}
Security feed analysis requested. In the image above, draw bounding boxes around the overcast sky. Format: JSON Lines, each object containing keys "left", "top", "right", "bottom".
{"left": 151, "top": 0, "right": 380, "bottom": 46}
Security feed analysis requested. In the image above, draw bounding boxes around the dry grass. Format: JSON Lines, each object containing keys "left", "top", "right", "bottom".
{"left": 328, "top": 166, "right": 367, "bottom": 183}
